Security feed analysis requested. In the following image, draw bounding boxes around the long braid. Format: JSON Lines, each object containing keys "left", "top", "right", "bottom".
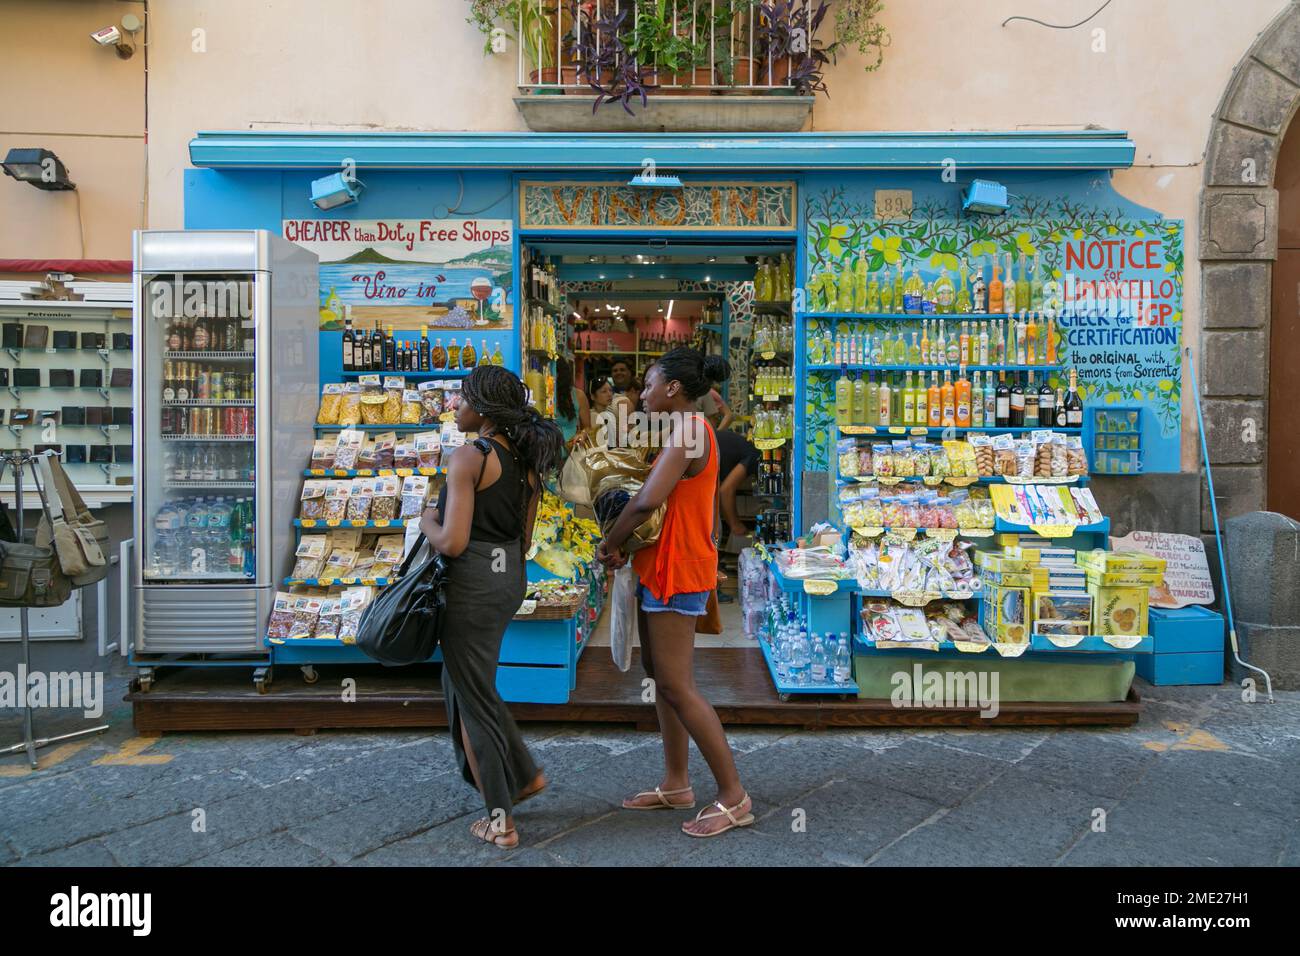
{"left": 461, "top": 365, "right": 564, "bottom": 479}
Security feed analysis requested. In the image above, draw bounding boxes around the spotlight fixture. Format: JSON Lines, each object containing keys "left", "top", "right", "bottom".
{"left": 1, "top": 148, "right": 75, "bottom": 190}
{"left": 90, "top": 15, "right": 140, "bottom": 59}
{"left": 962, "top": 179, "right": 1009, "bottom": 215}
{"left": 310, "top": 171, "right": 364, "bottom": 210}
{"left": 628, "top": 173, "right": 683, "bottom": 189}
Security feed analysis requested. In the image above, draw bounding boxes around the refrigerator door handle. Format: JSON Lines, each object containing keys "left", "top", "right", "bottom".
{"left": 118, "top": 537, "right": 134, "bottom": 657}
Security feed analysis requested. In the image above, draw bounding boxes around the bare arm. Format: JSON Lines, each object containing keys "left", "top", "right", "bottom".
{"left": 712, "top": 389, "right": 734, "bottom": 430}
{"left": 418, "top": 444, "right": 481, "bottom": 559}
{"left": 522, "top": 473, "right": 540, "bottom": 554}
{"left": 576, "top": 389, "right": 591, "bottom": 431}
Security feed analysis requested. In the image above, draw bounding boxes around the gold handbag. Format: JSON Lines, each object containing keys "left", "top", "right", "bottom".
{"left": 582, "top": 446, "right": 665, "bottom": 553}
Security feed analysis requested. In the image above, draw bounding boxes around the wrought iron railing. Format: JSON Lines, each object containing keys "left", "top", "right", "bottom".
{"left": 515, "top": 0, "right": 810, "bottom": 94}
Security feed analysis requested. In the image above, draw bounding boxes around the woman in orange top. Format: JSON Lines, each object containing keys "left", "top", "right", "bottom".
{"left": 597, "top": 348, "right": 752, "bottom": 838}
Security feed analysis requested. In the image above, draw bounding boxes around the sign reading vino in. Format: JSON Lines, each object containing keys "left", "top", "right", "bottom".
{"left": 282, "top": 218, "right": 514, "bottom": 331}
{"left": 520, "top": 180, "right": 797, "bottom": 231}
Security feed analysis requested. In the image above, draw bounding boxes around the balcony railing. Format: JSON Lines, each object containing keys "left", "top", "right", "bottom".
{"left": 514, "top": 0, "right": 812, "bottom": 96}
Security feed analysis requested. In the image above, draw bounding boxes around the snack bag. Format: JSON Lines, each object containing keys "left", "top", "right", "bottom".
{"left": 356, "top": 440, "right": 378, "bottom": 471}
{"left": 267, "top": 592, "right": 297, "bottom": 640}
{"left": 291, "top": 535, "right": 328, "bottom": 580}
{"left": 372, "top": 432, "right": 397, "bottom": 470}
{"left": 892, "top": 440, "right": 915, "bottom": 478}
{"left": 1065, "top": 435, "right": 1088, "bottom": 476}
{"left": 393, "top": 441, "right": 419, "bottom": 469}
{"left": 969, "top": 433, "right": 994, "bottom": 477}
{"left": 993, "top": 434, "right": 1017, "bottom": 476}
{"left": 310, "top": 438, "right": 336, "bottom": 472}
{"left": 313, "top": 598, "right": 342, "bottom": 640}
{"left": 316, "top": 383, "right": 345, "bottom": 424}
{"left": 370, "top": 534, "right": 406, "bottom": 578}
{"left": 1033, "top": 430, "right": 1053, "bottom": 478}
{"left": 333, "top": 429, "right": 365, "bottom": 470}
{"left": 323, "top": 548, "right": 359, "bottom": 579}
{"left": 299, "top": 479, "right": 327, "bottom": 519}
{"left": 401, "top": 474, "right": 430, "bottom": 519}
{"left": 418, "top": 381, "right": 444, "bottom": 424}
{"left": 346, "top": 478, "right": 374, "bottom": 520}
{"left": 288, "top": 596, "right": 323, "bottom": 640}
{"left": 337, "top": 587, "right": 372, "bottom": 644}
{"left": 323, "top": 480, "right": 352, "bottom": 521}
{"left": 370, "top": 475, "right": 401, "bottom": 521}
{"left": 871, "top": 442, "right": 893, "bottom": 478}
{"left": 1014, "top": 438, "right": 1036, "bottom": 479}
{"left": 837, "top": 438, "right": 859, "bottom": 478}
{"left": 416, "top": 430, "right": 443, "bottom": 467}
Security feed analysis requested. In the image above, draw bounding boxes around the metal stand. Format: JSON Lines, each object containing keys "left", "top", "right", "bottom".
{"left": 1, "top": 450, "right": 109, "bottom": 768}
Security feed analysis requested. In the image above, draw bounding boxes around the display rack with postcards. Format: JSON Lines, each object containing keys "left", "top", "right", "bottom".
{"left": 0, "top": 279, "right": 135, "bottom": 498}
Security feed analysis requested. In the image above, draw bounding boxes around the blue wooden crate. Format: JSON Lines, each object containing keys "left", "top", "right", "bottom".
{"left": 1136, "top": 651, "right": 1223, "bottom": 686}
{"left": 1136, "top": 606, "right": 1225, "bottom": 685}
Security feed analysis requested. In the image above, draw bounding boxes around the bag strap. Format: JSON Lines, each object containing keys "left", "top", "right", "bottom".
{"left": 471, "top": 437, "right": 494, "bottom": 489}
{"left": 34, "top": 453, "right": 64, "bottom": 524}
{"left": 48, "top": 455, "right": 88, "bottom": 519}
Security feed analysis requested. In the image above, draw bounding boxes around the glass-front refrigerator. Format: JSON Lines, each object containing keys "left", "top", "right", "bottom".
{"left": 133, "top": 230, "right": 318, "bottom": 659}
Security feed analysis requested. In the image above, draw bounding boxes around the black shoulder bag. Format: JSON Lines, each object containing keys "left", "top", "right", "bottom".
{"left": 353, "top": 439, "right": 496, "bottom": 666}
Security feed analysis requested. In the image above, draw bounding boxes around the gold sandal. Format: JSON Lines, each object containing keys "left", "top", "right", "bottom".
{"left": 682, "top": 795, "right": 754, "bottom": 838}
{"left": 515, "top": 772, "right": 548, "bottom": 806}
{"left": 470, "top": 816, "right": 518, "bottom": 848}
{"left": 622, "top": 785, "right": 696, "bottom": 811}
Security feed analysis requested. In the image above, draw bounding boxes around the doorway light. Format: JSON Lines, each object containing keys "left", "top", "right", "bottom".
{"left": 2, "top": 148, "right": 75, "bottom": 190}
{"left": 628, "top": 173, "right": 683, "bottom": 189}
{"left": 311, "top": 171, "right": 364, "bottom": 210}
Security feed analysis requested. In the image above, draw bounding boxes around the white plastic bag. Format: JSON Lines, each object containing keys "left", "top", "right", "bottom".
{"left": 610, "top": 564, "right": 637, "bottom": 672}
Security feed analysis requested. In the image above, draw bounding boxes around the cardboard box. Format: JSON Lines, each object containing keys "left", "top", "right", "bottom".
{"left": 1077, "top": 549, "right": 1166, "bottom": 574}
{"left": 987, "top": 585, "right": 1030, "bottom": 643}
{"left": 1084, "top": 569, "right": 1164, "bottom": 588}
{"left": 1034, "top": 591, "right": 1093, "bottom": 624}
{"left": 1089, "top": 582, "right": 1149, "bottom": 637}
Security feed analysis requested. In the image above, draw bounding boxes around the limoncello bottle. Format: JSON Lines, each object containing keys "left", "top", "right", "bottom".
{"left": 922, "top": 281, "right": 937, "bottom": 315}
{"left": 895, "top": 330, "right": 907, "bottom": 365}
{"left": 854, "top": 254, "right": 869, "bottom": 312}
{"left": 1030, "top": 254, "right": 1045, "bottom": 311}
{"left": 866, "top": 373, "right": 879, "bottom": 425}
{"left": 988, "top": 259, "right": 1004, "bottom": 314}
{"left": 865, "top": 276, "right": 880, "bottom": 313}
{"left": 903, "top": 268, "right": 924, "bottom": 314}
{"left": 972, "top": 258, "right": 987, "bottom": 314}
{"left": 1004, "top": 254, "right": 1017, "bottom": 313}
{"left": 880, "top": 274, "right": 895, "bottom": 314}
{"left": 934, "top": 267, "right": 956, "bottom": 314}
{"left": 903, "top": 371, "right": 916, "bottom": 425}
{"left": 893, "top": 264, "right": 905, "bottom": 315}
{"left": 955, "top": 259, "right": 973, "bottom": 314}
{"left": 880, "top": 329, "right": 894, "bottom": 365}
{"left": 945, "top": 325, "right": 960, "bottom": 366}
{"left": 851, "top": 371, "right": 866, "bottom": 425}
{"left": 908, "top": 332, "right": 922, "bottom": 365}
{"left": 837, "top": 259, "right": 856, "bottom": 313}
{"left": 835, "top": 371, "right": 852, "bottom": 426}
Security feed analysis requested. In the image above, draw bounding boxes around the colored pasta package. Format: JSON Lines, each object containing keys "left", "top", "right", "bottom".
{"left": 313, "top": 598, "right": 342, "bottom": 640}
{"left": 266, "top": 592, "right": 297, "bottom": 640}
{"left": 401, "top": 474, "right": 430, "bottom": 518}
{"left": 371, "top": 432, "right": 397, "bottom": 470}
{"left": 355, "top": 440, "right": 378, "bottom": 471}
{"left": 337, "top": 587, "right": 373, "bottom": 644}
{"left": 337, "top": 383, "right": 363, "bottom": 426}
{"left": 299, "top": 479, "right": 327, "bottom": 519}
{"left": 316, "top": 382, "right": 345, "bottom": 424}
{"left": 418, "top": 381, "right": 444, "bottom": 423}
{"left": 310, "top": 438, "right": 336, "bottom": 471}
{"left": 393, "top": 441, "right": 419, "bottom": 469}
{"left": 381, "top": 377, "right": 405, "bottom": 424}
{"left": 359, "top": 375, "right": 388, "bottom": 425}
{"left": 288, "top": 596, "right": 323, "bottom": 640}
{"left": 346, "top": 478, "right": 374, "bottom": 520}
{"left": 401, "top": 389, "right": 423, "bottom": 424}
{"left": 322, "top": 548, "right": 359, "bottom": 579}
{"left": 291, "top": 534, "right": 328, "bottom": 580}
{"left": 415, "top": 430, "right": 442, "bottom": 468}
{"left": 370, "top": 475, "right": 401, "bottom": 520}
{"left": 323, "top": 480, "right": 352, "bottom": 521}
{"left": 333, "top": 429, "right": 365, "bottom": 470}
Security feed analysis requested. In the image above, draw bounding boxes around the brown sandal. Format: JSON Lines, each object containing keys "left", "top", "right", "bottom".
{"left": 515, "top": 771, "right": 548, "bottom": 806}
{"left": 470, "top": 816, "right": 518, "bottom": 848}
{"left": 622, "top": 785, "right": 696, "bottom": 810}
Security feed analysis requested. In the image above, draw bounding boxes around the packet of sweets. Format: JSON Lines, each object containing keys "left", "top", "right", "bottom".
{"left": 299, "top": 479, "right": 327, "bottom": 519}
{"left": 372, "top": 432, "right": 396, "bottom": 470}
{"left": 346, "top": 478, "right": 374, "bottom": 520}
{"left": 291, "top": 535, "right": 328, "bottom": 579}
{"left": 323, "top": 480, "right": 352, "bottom": 521}
{"left": 288, "top": 596, "right": 323, "bottom": 640}
{"left": 415, "top": 430, "right": 442, "bottom": 468}
{"left": 401, "top": 474, "right": 430, "bottom": 518}
{"left": 837, "top": 438, "right": 859, "bottom": 477}
{"left": 393, "top": 441, "right": 419, "bottom": 469}
{"left": 418, "top": 381, "right": 444, "bottom": 424}
{"left": 370, "top": 475, "right": 401, "bottom": 520}
{"left": 313, "top": 598, "right": 342, "bottom": 640}
{"left": 267, "top": 592, "right": 297, "bottom": 640}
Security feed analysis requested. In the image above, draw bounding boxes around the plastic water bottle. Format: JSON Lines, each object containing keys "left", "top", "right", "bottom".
{"left": 185, "top": 498, "right": 209, "bottom": 574}
{"left": 790, "top": 628, "right": 811, "bottom": 685}
{"left": 774, "top": 626, "right": 792, "bottom": 683}
{"left": 809, "top": 635, "right": 829, "bottom": 684}
{"left": 207, "top": 497, "right": 231, "bottom": 573}
{"left": 834, "top": 635, "right": 853, "bottom": 685}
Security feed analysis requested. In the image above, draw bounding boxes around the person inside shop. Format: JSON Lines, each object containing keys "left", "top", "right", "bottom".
{"left": 610, "top": 358, "right": 641, "bottom": 408}
{"left": 419, "top": 364, "right": 564, "bottom": 849}
{"left": 696, "top": 375, "right": 733, "bottom": 431}
{"left": 596, "top": 347, "right": 753, "bottom": 838}
{"left": 577, "top": 372, "right": 634, "bottom": 448}
{"left": 553, "top": 357, "right": 583, "bottom": 451}
{"left": 715, "top": 427, "right": 758, "bottom": 553}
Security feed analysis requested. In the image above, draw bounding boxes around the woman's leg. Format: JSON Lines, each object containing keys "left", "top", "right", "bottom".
{"left": 643, "top": 608, "right": 749, "bottom": 834}
{"left": 622, "top": 602, "right": 694, "bottom": 808}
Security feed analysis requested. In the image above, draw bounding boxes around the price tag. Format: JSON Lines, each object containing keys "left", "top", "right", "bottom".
{"left": 992, "top": 641, "right": 1030, "bottom": 658}
{"left": 396, "top": 468, "right": 413, "bottom": 477}
{"left": 1043, "top": 634, "right": 1086, "bottom": 649}
{"left": 760, "top": 350, "right": 776, "bottom": 360}
{"left": 1030, "top": 524, "right": 1077, "bottom": 538}
{"left": 887, "top": 528, "right": 918, "bottom": 542}
{"left": 516, "top": 599, "right": 537, "bottom": 616}
{"left": 300, "top": 518, "right": 317, "bottom": 527}
{"left": 926, "top": 528, "right": 958, "bottom": 542}
{"left": 958, "top": 527, "right": 994, "bottom": 538}
{"left": 891, "top": 589, "right": 939, "bottom": 607}
{"left": 952, "top": 639, "right": 992, "bottom": 654}
{"left": 419, "top": 467, "right": 439, "bottom": 476}
{"left": 375, "top": 519, "right": 392, "bottom": 527}
{"left": 358, "top": 469, "right": 374, "bottom": 476}
{"left": 922, "top": 476, "right": 943, "bottom": 486}
{"left": 309, "top": 469, "right": 325, "bottom": 476}
{"left": 349, "top": 519, "right": 367, "bottom": 527}
{"left": 851, "top": 525, "right": 884, "bottom": 538}
{"left": 876, "top": 476, "right": 902, "bottom": 486}
{"left": 754, "top": 438, "right": 786, "bottom": 451}
{"left": 762, "top": 394, "right": 779, "bottom": 403}
{"left": 802, "top": 579, "right": 839, "bottom": 596}
{"left": 332, "top": 469, "right": 349, "bottom": 477}
{"left": 840, "top": 425, "right": 877, "bottom": 436}
{"left": 887, "top": 426, "right": 906, "bottom": 435}
{"left": 1102, "top": 635, "right": 1144, "bottom": 650}
{"left": 947, "top": 477, "right": 978, "bottom": 488}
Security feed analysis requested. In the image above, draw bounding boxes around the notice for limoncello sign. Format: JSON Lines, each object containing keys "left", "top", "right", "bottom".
{"left": 1056, "top": 224, "right": 1184, "bottom": 472}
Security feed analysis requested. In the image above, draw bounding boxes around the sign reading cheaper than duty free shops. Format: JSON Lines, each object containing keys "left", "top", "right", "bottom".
{"left": 282, "top": 218, "right": 514, "bottom": 332}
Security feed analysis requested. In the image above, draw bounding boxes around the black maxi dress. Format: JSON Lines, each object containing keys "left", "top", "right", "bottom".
{"left": 434, "top": 438, "right": 541, "bottom": 818}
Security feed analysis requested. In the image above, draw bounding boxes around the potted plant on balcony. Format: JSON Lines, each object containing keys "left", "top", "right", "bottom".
{"left": 708, "top": 0, "right": 760, "bottom": 90}
{"left": 627, "top": 0, "right": 701, "bottom": 94}
{"left": 575, "top": 3, "right": 655, "bottom": 113}
{"left": 755, "top": 0, "right": 834, "bottom": 94}
{"left": 467, "top": 0, "right": 561, "bottom": 87}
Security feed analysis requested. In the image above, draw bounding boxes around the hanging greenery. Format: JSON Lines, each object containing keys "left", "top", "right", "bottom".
{"left": 833, "top": 0, "right": 890, "bottom": 72}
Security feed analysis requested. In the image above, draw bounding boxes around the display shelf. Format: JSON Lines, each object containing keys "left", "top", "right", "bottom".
{"left": 992, "top": 516, "right": 1110, "bottom": 535}
{"left": 857, "top": 588, "right": 982, "bottom": 602}
{"left": 293, "top": 518, "right": 417, "bottom": 529}
{"left": 753, "top": 301, "right": 792, "bottom": 316}
{"left": 757, "top": 635, "right": 859, "bottom": 696}
{"left": 285, "top": 577, "right": 395, "bottom": 587}
{"left": 159, "top": 434, "right": 255, "bottom": 442}
{"left": 340, "top": 368, "right": 473, "bottom": 379}
{"left": 831, "top": 424, "right": 1081, "bottom": 436}
{"left": 526, "top": 298, "right": 565, "bottom": 317}
{"left": 164, "top": 480, "right": 256, "bottom": 490}
{"left": 163, "top": 399, "right": 255, "bottom": 407}
{"left": 802, "top": 312, "right": 1019, "bottom": 321}
{"left": 164, "top": 350, "right": 254, "bottom": 361}
{"left": 313, "top": 424, "right": 438, "bottom": 432}
{"left": 810, "top": 363, "right": 1065, "bottom": 374}
{"left": 855, "top": 634, "right": 1151, "bottom": 655}
{"left": 302, "top": 466, "right": 445, "bottom": 477}
{"left": 836, "top": 474, "right": 1084, "bottom": 486}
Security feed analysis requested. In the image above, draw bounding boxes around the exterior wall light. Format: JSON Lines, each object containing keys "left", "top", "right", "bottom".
{"left": 1, "top": 148, "right": 76, "bottom": 190}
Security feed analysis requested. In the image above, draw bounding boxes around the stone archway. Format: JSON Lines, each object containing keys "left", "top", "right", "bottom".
{"left": 1199, "top": 2, "right": 1300, "bottom": 531}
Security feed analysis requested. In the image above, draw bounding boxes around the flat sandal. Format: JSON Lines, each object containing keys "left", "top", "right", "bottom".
{"left": 622, "top": 785, "right": 696, "bottom": 810}
{"left": 682, "top": 795, "right": 755, "bottom": 838}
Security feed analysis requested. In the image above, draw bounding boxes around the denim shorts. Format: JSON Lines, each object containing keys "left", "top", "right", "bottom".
{"left": 637, "top": 582, "right": 710, "bottom": 617}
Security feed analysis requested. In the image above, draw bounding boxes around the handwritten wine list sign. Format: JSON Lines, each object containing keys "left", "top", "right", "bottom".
{"left": 1111, "top": 531, "right": 1214, "bottom": 608}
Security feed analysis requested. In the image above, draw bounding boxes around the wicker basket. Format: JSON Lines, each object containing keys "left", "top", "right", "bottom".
{"left": 514, "top": 584, "right": 589, "bottom": 621}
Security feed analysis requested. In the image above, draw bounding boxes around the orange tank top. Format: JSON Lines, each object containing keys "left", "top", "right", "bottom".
{"left": 633, "top": 416, "right": 717, "bottom": 601}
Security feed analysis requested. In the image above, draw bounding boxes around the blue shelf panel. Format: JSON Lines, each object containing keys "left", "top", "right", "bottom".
{"left": 314, "top": 424, "right": 440, "bottom": 432}
{"left": 829, "top": 425, "right": 1081, "bottom": 435}
{"left": 857, "top": 588, "right": 982, "bottom": 603}
{"left": 801, "top": 313, "right": 1018, "bottom": 321}
{"left": 811, "top": 364, "right": 1065, "bottom": 374}
{"left": 854, "top": 633, "right": 1150, "bottom": 656}
{"left": 836, "top": 474, "right": 1087, "bottom": 486}
{"left": 340, "top": 368, "right": 472, "bottom": 378}
{"left": 992, "top": 517, "right": 1110, "bottom": 535}
{"left": 758, "top": 634, "right": 859, "bottom": 695}
{"left": 293, "top": 518, "right": 417, "bottom": 529}
{"left": 303, "top": 467, "right": 445, "bottom": 477}
{"left": 284, "top": 577, "right": 395, "bottom": 587}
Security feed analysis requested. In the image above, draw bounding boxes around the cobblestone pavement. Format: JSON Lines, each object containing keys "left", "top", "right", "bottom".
{"left": 2, "top": 674, "right": 1297, "bottom": 866}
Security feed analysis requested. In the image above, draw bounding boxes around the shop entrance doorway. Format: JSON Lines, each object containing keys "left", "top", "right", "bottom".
{"left": 1269, "top": 121, "right": 1300, "bottom": 520}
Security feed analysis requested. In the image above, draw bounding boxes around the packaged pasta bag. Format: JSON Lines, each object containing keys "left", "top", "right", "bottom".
{"left": 337, "top": 587, "right": 373, "bottom": 644}
{"left": 299, "top": 479, "right": 327, "bottom": 519}
{"left": 370, "top": 475, "right": 401, "bottom": 521}
{"left": 313, "top": 598, "right": 342, "bottom": 640}
{"left": 322, "top": 547, "right": 359, "bottom": 579}
{"left": 400, "top": 474, "right": 430, "bottom": 519}
{"left": 310, "top": 438, "right": 336, "bottom": 472}
{"left": 393, "top": 441, "right": 419, "bottom": 469}
{"left": 382, "top": 376, "right": 405, "bottom": 424}
{"left": 323, "top": 480, "right": 352, "bottom": 522}
{"left": 288, "top": 596, "right": 323, "bottom": 640}
{"left": 415, "top": 430, "right": 442, "bottom": 468}
{"left": 892, "top": 439, "right": 915, "bottom": 478}
{"left": 372, "top": 432, "right": 396, "bottom": 470}
{"left": 346, "top": 478, "right": 374, "bottom": 520}
{"left": 337, "top": 382, "right": 363, "bottom": 426}
{"left": 356, "top": 440, "right": 378, "bottom": 471}
{"left": 266, "top": 592, "right": 297, "bottom": 640}
{"left": 359, "top": 375, "right": 387, "bottom": 425}
{"left": 316, "top": 382, "right": 345, "bottom": 424}
{"left": 291, "top": 534, "right": 328, "bottom": 580}
{"left": 401, "top": 389, "right": 423, "bottom": 425}
{"left": 418, "top": 381, "right": 444, "bottom": 424}
{"left": 333, "top": 428, "right": 365, "bottom": 470}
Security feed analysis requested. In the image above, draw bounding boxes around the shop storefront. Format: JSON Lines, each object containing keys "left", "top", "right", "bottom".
{"left": 126, "top": 128, "right": 1221, "bottom": 728}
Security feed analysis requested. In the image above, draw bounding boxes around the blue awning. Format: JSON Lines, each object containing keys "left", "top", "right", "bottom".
{"left": 189, "top": 130, "right": 1135, "bottom": 171}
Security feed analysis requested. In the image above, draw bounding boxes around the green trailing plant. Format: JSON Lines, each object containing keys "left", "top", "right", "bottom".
{"left": 834, "top": 0, "right": 890, "bottom": 72}
{"left": 466, "top": 0, "right": 559, "bottom": 71}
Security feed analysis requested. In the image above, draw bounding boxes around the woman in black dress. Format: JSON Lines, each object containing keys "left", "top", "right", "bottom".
{"left": 418, "top": 365, "right": 563, "bottom": 848}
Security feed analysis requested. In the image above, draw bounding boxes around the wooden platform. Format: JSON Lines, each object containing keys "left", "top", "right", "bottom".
{"left": 128, "top": 648, "right": 1141, "bottom": 732}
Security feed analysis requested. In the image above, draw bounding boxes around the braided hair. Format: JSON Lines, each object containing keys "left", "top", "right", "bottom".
{"left": 655, "top": 347, "right": 731, "bottom": 400}
{"left": 461, "top": 365, "right": 564, "bottom": 479}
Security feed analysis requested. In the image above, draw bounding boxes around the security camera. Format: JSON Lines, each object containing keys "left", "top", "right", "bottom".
{"left": 90, "top": 25, "right": 122, "bottom": 45}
